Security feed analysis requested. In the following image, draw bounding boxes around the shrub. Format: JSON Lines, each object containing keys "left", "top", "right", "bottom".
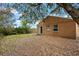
{"left": 0, "top": 33, "right": 4, "bottom": 40}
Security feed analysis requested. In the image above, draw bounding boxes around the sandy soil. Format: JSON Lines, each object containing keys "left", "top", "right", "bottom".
{"left": 0, "top": 34, "right": 79, "bottom": 56}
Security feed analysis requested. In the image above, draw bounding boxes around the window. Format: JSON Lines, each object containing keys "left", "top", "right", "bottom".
{"left": 53, "top": 24, "right": 58, "bottom": 32}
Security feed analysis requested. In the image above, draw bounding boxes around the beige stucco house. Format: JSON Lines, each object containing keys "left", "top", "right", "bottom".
{"left": 37, "top": 16, "right": 79, "bottom": 39}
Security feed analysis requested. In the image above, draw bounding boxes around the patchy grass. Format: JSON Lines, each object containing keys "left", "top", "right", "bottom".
{"left": 0, "top": 33, "right": 35, "bottom": 55}
{"left": 0, "top": 33, "right": 79, "bottom": 56}
{"left": 2, "top": 33, "right": 35, "bottom": 40}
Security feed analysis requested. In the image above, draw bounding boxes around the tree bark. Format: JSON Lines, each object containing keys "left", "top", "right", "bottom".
{"left": 58, "top": 3, "right": 79, "bottom": 24}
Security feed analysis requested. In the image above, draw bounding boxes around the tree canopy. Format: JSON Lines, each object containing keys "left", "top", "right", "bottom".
{"left": 0, "top": 3, "right": 79, "bottom": 24}
{"left": 0, "top": 3, "right": 79, "bottom": 37}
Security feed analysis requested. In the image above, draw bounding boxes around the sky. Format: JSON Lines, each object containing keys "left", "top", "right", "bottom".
{"left": 1, "top": 3, "right": 73, "bottom": 28}
{"left": 12, "top": 10, "right": 68, "bottom": 28}
{"left": 11, "top": 9, "right": 22, "bottom": 28}
{"left": 14, "top": 20, "right": 37, "bottom": 28}
{"left": 11, "top": 8, "right": 69, "bottom": 28}
{"left": 11, "top": 9, "right": 37, "bottom": 28}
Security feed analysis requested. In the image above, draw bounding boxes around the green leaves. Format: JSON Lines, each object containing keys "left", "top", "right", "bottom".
{"left": 0, "top": 16, "right": 4, "bottom": 21}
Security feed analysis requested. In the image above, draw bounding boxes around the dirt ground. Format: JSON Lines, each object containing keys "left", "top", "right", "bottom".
{"left": 0, "top": 34, "right": 79, "bottom": 56}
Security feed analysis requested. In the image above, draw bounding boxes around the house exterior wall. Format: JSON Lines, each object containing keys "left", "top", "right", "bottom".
{"left": 76, "top": 24, "right": 79, "bottom": 39}
{"left": 58, "top": 21, "right": 76, "bottom": 39}
{"left": 37, "top": 16, "right": 76, "bottom": 39}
